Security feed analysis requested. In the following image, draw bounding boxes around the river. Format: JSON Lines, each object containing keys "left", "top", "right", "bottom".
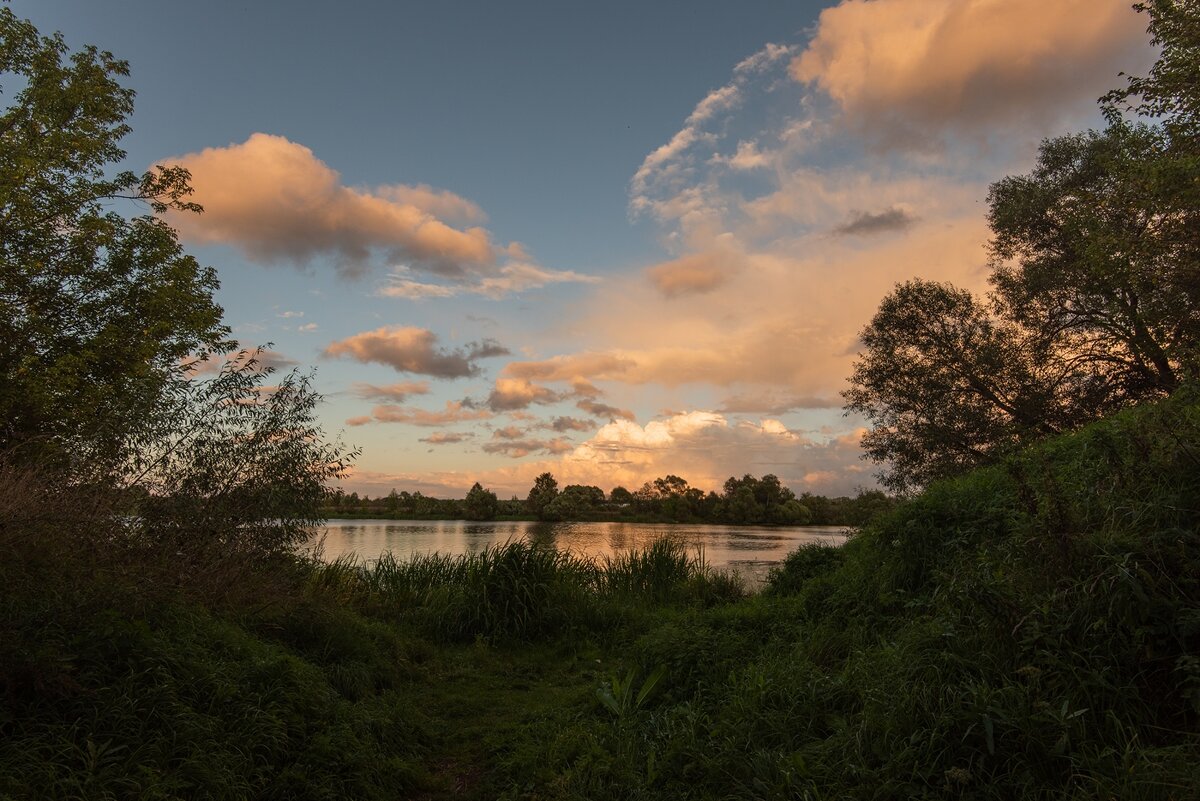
{"left": 313, "top": 519, "right": 851, "bottom": 586}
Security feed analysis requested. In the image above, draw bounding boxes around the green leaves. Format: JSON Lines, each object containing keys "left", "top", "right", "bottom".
{"left": 0, "top": 7, "right": 229, "bottom": 471}
{"left": 596, "top": 664, "right": 668, "bottom": 720}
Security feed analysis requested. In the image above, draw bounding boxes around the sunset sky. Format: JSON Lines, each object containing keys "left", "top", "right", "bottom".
{"left": 18, "top": 0, "right": 1155, "bottom": 499}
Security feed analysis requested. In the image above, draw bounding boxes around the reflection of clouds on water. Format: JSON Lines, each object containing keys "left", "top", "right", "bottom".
{"left": 315, "top": 519, "right": 849, "bottom": 573}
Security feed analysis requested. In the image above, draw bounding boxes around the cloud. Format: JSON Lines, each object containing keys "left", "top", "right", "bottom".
{"left": 491, "top": 425, "right": 527, "bottom": 440}
{"left": 346, "top": 401, "right": 492, "bottom": 427}
{"left": 485, "top": 377, "right": 562, "bottom": 411}
{"left": 164, "top": 133, "right": 497, "bottom": 277}
{"left": 646, "top": 251, "right": 735, "bottom": 297}
{"left": 376, "top": 280, "right": 459, "bottom": 300}
{"left": 790, "top": 0, "right": 1150, "bottom": 147}
{"left": 424, "top": 410, "right": 878, "bottom": 497}
{"left": 378, "top": 184, "right": 486, "bottom": 225}
{"left": 833, "top": 205, "right": 918, "bottom": 237}
{"left": 298, "top": 323, "right": 319, "bottom": 333}
{"left": 576, "top": 398, "right": 636, "bottom": 422}
{"left": 630, "top": 42, "right": 795, "bottom": 214}
{"left": 378, "top": 262, "right": 598, "bottom": 301}
{"left": 710, "top": 139, "right": 771, "bottom": 171}
{"left": 352, "top": 381, "right": 432, "bottom": 402}
{"left": 547, "top": 416, "right": 595, "bottom": 433}
{"left": 324, "top": 326, "right": 508, "bottom": 378}
{"left": 718, "top": 393, "right": 844, "bottom": 415}
{"left": 420, "top": 431, "right": 475, "bottom": 445}
{"left": 482, "top": 433, "right": 575, "bottom": 459}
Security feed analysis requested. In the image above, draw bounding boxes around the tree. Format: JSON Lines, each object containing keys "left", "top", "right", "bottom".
{"left": 1103, "top": 0, "right": 1200, "bottom": 149}
{"left": 0, "top": 8, "right": 228, "bottom": 471}
{"left": 988, "top": 123, "right": 1198, "bottom": 401}
{"left": 526, "top": 472, "right": 559, "bottom": 520}
{"left": 609, "top": 486, "right": 634, "bottom": 506}
{"left": 130, "top": 350, "right": 353, "bottom": 556}
{"left": 844, "top": 280, "right": 1074, "bottom": 492}
{"left": 463, "top": 482, "right": 499, "bottom": 521}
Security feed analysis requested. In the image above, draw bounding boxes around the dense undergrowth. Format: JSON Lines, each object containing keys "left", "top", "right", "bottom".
{"left": 2, "top": 390, "right": 1199, "bottom": 799}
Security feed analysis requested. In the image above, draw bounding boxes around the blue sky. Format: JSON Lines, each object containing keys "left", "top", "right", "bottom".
{"left": 13, "top": 0, "right": 1154, "bottom": 498}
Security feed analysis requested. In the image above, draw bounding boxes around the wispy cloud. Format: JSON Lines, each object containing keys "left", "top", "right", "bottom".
{"left": 346, "top": 401, "right": 492, "bottom": 427}
{"left": 352, "top": 381, "right": 432, "bottom": 403}
{"left": 420, "top": 431, "right": 475, "bottom": 445}
{"left": 377, "top": 262, "right": 598, "bottom": 301}
{"left": 629, "top": 41, "right": 796, "bottom": 216}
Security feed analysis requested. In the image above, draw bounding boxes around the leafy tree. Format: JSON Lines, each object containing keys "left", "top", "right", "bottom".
{"left": 1103, "top": 0, "right": 1200, "bottom": 148}
{"left": 0, "top": 8, "right": 228, "bottom": 470}
{"left": 463, "top": 482, "right": 499, "bottom": 521}
{"left": 131, "top": 350, "right": 353, "bottom": 556}
{"left": 543, "top": 484, "right": 605, "bottom": 520}
{"left": 844, "top": 280, "right": 1071, "bottom": 492}
{"left": 526, "top": 472, "right": 559, "bottom": 520}
{"left": 988, "top": 123, "right": 1198, "bottom": 400}
{"left": 724, "top": 485, "right": 763, "bottom": 525}
{"left": 609, "top": 486, "right": 634, "bottom": 506}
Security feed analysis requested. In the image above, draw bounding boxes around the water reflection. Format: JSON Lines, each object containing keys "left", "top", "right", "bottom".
{"left": 313, "top": 519, "right": 850, "bottom": 586}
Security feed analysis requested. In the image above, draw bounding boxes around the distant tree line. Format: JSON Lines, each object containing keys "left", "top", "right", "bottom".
{"left": 322, "top": 472, "right": 897, "bottom": 527}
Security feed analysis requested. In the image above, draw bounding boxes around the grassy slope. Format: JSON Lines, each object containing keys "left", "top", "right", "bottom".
{"left": 2, "top": 391, "right": 1198, "bottom": 799}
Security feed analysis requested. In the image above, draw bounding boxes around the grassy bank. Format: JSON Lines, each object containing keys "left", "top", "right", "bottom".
{"left": 3, "top": 390, "right": 1199, "bottom": 799}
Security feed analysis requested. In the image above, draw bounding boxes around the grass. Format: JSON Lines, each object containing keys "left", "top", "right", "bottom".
{"left": 2, "top": 389, "right": 1199, "bottom": 798}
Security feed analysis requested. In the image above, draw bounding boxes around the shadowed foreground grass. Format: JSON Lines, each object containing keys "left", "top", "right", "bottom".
{"left": 2, "top": 390, "right": 1199, "bottom": 799}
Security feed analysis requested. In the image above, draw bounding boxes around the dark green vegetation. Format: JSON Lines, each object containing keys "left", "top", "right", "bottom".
{"left": 4, "top": 390, "right": 1199, "bottom": 799}
{"left": 324, "top": 472, "right": 897, "bottom": 526}
{"left": 3, "top": 2, "right": 1200, "bottom": 799}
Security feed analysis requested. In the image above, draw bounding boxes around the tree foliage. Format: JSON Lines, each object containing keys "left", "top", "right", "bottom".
{"left": 0, "top": 8, "right": 229, "bottom": 470}
{"left": 526, "top": 472, "right": 559, "bottom": 521}
{"left": 130, "top": 350, "right": 354, "bottom": 555}
{"left": 463, "top": 481, "right": 499, "bottom": 521}
{"left": 0, "top": 10, "right": 352, "bottom": 556}
{"left": 847, "top": 2, "right": 1200, "bottom": 492}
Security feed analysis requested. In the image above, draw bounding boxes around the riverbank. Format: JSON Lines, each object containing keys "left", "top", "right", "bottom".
{"left": 3, "top": 391, "right": 1198, "bottom": 798}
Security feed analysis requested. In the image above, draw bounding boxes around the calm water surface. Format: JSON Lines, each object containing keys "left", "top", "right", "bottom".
{"left": 314, "top": 519, "right": 850, "bottom": 585}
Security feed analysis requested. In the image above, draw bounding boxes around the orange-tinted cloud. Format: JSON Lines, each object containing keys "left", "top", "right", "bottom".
{"left": 420, "top": 431, "right": 475, "bottom": 445}
{"left": 325, "top": 326, "right": 508, "bottom": 378}
{"left": 547, "top": 416, "right": 595, "bottom": 433}
{"left": 482, "top": 433, "right": 575, "bottom": 459}
{"left": 352, "top": 381, "right": 432, "bottom": 402}
{"left": 646, "top": 251, "right": 735, "bottom": 297}
{"left": 791, "top": 0, "right": 1149, "bottom": 146}
{"left": 347, "top": 401, "right": 492, "bottom": 427}
{"left": 165, "top": 133, "right": 497, "bottom": 276}
{"left": 397, "top": 411, "right": 878, "bottom": 497}
{"left": 485, "top": 377, "right": 562, "bottom": 411}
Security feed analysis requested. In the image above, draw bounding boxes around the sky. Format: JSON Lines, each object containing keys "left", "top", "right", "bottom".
{"left": 15, "top": 0, "right": 1155, "bottom": 499}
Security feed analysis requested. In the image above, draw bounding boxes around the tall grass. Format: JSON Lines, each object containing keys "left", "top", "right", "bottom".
{"left": 307, "top": 537, "right": 744, "bottom": 642}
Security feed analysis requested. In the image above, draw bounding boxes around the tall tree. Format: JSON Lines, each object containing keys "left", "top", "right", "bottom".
{"left": 0, "top": 8, "right": 228, "bottom": 470}
{"left": 463, "top": 482, "right": 499, "bottom": 521}
{"left": 526, "top": 472, "right": 559, "bottom": 520}
{"left": 845, "top": 281, "right": 1070, "bottom": 492}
